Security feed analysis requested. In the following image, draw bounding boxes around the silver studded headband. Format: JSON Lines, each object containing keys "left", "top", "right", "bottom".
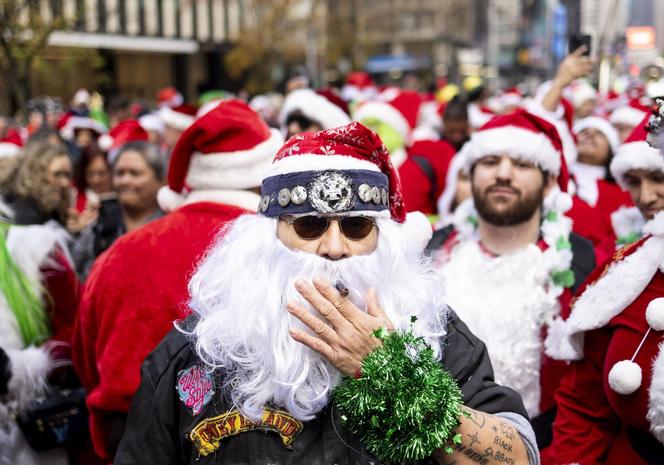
{"left": 258, "top": 169, "right": 390, "bottom": 217}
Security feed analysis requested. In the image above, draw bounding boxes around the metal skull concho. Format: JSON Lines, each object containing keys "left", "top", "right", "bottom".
{"left": 308, "top": 171, "right": 355, "bottom": 213}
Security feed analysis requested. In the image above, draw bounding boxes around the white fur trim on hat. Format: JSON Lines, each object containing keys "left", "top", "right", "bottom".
{"left": 610, "top": 141, "right": 664, "bottom": 189}
{"left": 573, "top": 116, "right": 620, "bottom": 155}
{"left": 186, "top": 128, "right": 283, "bottom": 191}
{"left": 545, "top": 211, "right": 664, "bottom": 361}
{"left": 160, "top": 106, "right": 195, "bottom": 131}
{"left": 572, "top": 84, "right": 597, "bottom": 108}
{"left": 610, "top": 106, "right": 648, "bottom": 128}
{"left": 98, "top": 134, "right": 113, "bottom": 152}
{"left": 353, "top": 101, "right": 411, "bottom": 140}
{"left": 608, "top": 360, "right": 643, "bottom": 395}
{"left": 267, "top": 154, "right": 380, "bottom": 177}
{"left": 0, "top": 142, "right": 20, "bottom": 158}
{"left": 182, "top": 189, "right": 261, "bottom": 212}
{"left": 279, "top": 89, "right": 350, "bottom": 131}
{"left": 461, "top": 126, "right": 561, "bottom": 175}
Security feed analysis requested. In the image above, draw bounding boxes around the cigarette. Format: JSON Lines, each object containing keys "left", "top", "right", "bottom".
{"left": 335, "top": 280, "right": 349, "bottom": 298}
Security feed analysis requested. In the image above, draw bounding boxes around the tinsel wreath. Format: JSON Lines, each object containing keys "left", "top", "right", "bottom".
{"left": 332, "top": 319, "right": 464, "bottom": 463}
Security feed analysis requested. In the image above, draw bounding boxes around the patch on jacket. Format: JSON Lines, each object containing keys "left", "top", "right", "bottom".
{"left": 189, "top": 408, "right": 303, "bottom": 456}
{"left": 176, "top": 364, "right": 215, "bottom": 415}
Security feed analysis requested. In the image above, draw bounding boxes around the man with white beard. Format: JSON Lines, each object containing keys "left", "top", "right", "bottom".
{"left": 114, "top": 122, "right": 539, "bottom": 465}
{"left": 426, "top": 110, "right": 596, "bottom": 454}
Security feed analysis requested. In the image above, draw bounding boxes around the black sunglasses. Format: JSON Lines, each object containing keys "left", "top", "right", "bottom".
{"left": 281, "top": 215, "right": 376, "bottom": 240}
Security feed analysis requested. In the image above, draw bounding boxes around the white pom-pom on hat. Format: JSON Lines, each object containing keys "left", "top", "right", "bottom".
{"left": 646, "top": 298, "right": 664, "bottom": 331}
{"left": 157, "top": 186, "right": 186, "bottom": 213}
{"left": 608, "top": 360, "right": 643, "bottom": 395}
{"left": 400, "top": 211, "right": 433, "bottom": 253}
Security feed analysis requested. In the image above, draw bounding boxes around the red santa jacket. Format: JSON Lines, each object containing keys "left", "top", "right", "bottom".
{"left": 72, "top": 202, "right": 247, "bottom": 460}
{"left": 398, "top": 139, "right": 456, "bottom": 215}
{"left": 546, "top": 214, "right": 664, "bottom": 464}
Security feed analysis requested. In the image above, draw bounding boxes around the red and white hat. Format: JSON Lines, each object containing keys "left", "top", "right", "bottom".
{"left": 157, "top": 86, "right": 184, "bottom": 109}
{"left": 278, "top": 88, "right": 351, "bottom": 132}
{"left": 611, "top": 113, "right": 664, "bottom": 189}
{"left": 159, "top": 104, "right": 198, "bottom": 131}
{"left": 257, "top": 122, "right": 432, "bottom": 249}
{"left": 341, "top": 71, "right": 377, "bottom": 103}
{"left": 573, "top": 116, "right": 620, "bottom": 154}
{"left": 461, "top": 109, "right": 570, "bottom": 192}
{"left": 609, "top": 100, "right": 650, "bottom": 128}
{"left": 98, "top": 120, "right": 149, "bottom": 161}
{"left": 353, "top": 88, "right": 422, "bottom": 141}
{"left": 59, "top": 115, "right": 107, "bottom": 141}
{"left": 0, "top": 129, "right": 23, "bottom": 158}
{"left": 157, "top": 99, "right": 283, "bottom": 212}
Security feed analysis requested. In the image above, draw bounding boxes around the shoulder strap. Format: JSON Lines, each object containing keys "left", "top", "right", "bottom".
{"left": 411, "top": 155, "right": 438, "bottom": 207}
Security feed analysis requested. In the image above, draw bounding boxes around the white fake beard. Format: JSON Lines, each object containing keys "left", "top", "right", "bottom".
{"left": 185, "top": 214, "right": 449, "bottom": 422}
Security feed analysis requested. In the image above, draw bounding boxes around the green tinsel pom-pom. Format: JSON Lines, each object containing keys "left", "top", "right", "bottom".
{"left": 332, "top": 320, "right": 464, "bottom": 463}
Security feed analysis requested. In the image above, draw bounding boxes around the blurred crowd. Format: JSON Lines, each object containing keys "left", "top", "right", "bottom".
{"left": 0, "top": 44, "right": 663, "bottom": 465}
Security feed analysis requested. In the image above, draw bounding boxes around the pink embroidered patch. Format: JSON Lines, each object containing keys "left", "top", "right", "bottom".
{"left": 177, "top": 365, "right": 215, "bottom": 415}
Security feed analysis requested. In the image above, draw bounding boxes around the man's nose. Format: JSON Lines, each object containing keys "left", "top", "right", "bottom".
{"left": 317, "top": 220, "right": 349, "bottom": 260}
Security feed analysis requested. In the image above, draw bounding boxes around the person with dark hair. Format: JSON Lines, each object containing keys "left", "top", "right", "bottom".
{"left": 427, "top": 110, "right": 596, "bottom": 456}
{"left": 441, "top": 97, "right": 470, "bottom": 151}
{"left": 71, "top": 141, "right": 165, "bottom": 278}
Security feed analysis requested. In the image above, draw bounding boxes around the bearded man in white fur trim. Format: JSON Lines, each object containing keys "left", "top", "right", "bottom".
{"left": 545, "top": 99, "right": 664, "bottom": 465}
{"left": 115, "top": 122, "right": 539, "bottom": 465}
{"left": 426, "top": 110, "right": 597, "bottom": 455}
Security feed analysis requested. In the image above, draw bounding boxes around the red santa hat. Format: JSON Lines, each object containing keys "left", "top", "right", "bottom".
{"left": 59, "top": 115, "right": 107, "bottom": 141}
{"left": 0, "top": 129, "right": 24, "bottom": 158}
{"left": 461, "top": 109, "right": 570, "bottom": 192}
{"left": 609, "top": 98, "right": 651, "bottom": 129}
{"left": 573, "top": 116, "right": 620, "bottom": 154}
{"left": 159, "top": 104, "right": 198, "bottom": 131}
{"left": 500, "top": 87, "right": 523, "bottom": 109}
{"left": 257, "top": 122, "right": 432, "bottom": 250}
{"left": 341, "top": 71, "right": 377, "bottom": 102}
{"left": 157, "top": 99, "right": 283, "bottom": 212}
{"left": 353, "top": 88, "right": 422, "bottom": 141}
{"left": 278, "top": 88, "right": 351, "bottom": 132}
{"left": 98, "top": 120, "right": 149, "bottom": 161}
{"left": 611, "top": 113, "right": 664, "bottom": 189}
{"left": 157, "top": 86, "right": 184, "bottom": 109}
{"left": 570, "top": 81, "right": 597, "bottom": 109}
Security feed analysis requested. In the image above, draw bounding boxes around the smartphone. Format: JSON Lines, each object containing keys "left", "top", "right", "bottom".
{"left": 569, "top": 34, "right": 592, "bottom": 56}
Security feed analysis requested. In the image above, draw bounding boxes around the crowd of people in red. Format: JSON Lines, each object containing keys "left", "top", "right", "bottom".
{"left": 0, "top": 46, "right": 663, "bottom": 465}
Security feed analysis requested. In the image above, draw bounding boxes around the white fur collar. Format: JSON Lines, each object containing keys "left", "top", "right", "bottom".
{"left": 611, "top": 206, "right": 646, "bottom": 247}
{"left": 546, "top": 211, "right": 664, "bottom": 361}
{"left": 182, "top": 190, "right": 260, "bottom": 212}
{"left": 437, "top": 240, "right": 559, "bottom": 416}
{"left": 648, "top": 344, "right": 664, "bottom": 443}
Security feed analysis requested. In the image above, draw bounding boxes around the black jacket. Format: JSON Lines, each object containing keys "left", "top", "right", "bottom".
{"left": 115, "top": 313, "right": 528, "bottom": 465}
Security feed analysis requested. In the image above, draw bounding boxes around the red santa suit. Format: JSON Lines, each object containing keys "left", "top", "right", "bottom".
{"left": 545, "top": 212, "right": 664, "bottom": 465}
{"left": 0, "top": 222, "right": 79, "bottom": 465}
{"left": 399, "top": 139, "right": 456, "bottom": 215}
{"left": 71, "top": 100, "right": 283, "bottom": 460}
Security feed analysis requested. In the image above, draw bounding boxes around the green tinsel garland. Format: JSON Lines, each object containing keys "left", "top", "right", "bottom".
{"left": 0, "top": 222, "right": 50, "bottom": 346}
{"left": 332, "top": 319, "right": 464, "bottom": 463}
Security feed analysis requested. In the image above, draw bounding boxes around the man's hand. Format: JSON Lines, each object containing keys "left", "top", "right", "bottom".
{"left": 552, "top": 46, "right": 593, "bottom": 89}
{"left": 287, "top": 278, "right": 395, "bottom": 376}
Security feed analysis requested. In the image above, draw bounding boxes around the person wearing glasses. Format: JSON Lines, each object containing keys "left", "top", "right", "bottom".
{"left": 426, "top": 110, "right": 596, "bottom": 456}
{"left": 114, "top": 122, "right": 539, "bottom": 465}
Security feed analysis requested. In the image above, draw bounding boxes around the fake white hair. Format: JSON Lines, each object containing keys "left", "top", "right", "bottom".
{"left": 184, "top": 214, "right": 448, "bottom": 422}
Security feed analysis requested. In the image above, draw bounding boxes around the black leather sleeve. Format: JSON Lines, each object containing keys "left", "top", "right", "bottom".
{"left": 442, "top": 311, "right": 529, "bottom": 419}
{"left": 0, "top": 346, "right": 10, "bottom": 397}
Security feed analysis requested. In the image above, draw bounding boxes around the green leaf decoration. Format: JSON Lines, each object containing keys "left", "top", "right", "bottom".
{"left": 551, "top": 269, "right": 575, "bottom": 288}
{"left": 467, "top": 215, "right": 478, "bottom": 228}
{"left": 546, "top": 211, "right": 558, "bottom": 222}
{"left": 616, "top": 231, "right": 641, "bottom": 246}
{"left": 556, "top": 235, "right": 572, "bottom": 251}
{"left": 332, "top": 328, "right": 464, "bottom": 463}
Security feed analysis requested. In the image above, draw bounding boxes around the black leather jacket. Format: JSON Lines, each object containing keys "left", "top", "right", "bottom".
{"left": 115, "top": 313, "right": 528, "bottom": 465}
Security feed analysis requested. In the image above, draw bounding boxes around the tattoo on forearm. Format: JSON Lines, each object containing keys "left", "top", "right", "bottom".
{"left": 468, "top": 431, "right": 481, "bottom": 448}
{"left": 466, "top": 409, "right": 486, "bottom": 428}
